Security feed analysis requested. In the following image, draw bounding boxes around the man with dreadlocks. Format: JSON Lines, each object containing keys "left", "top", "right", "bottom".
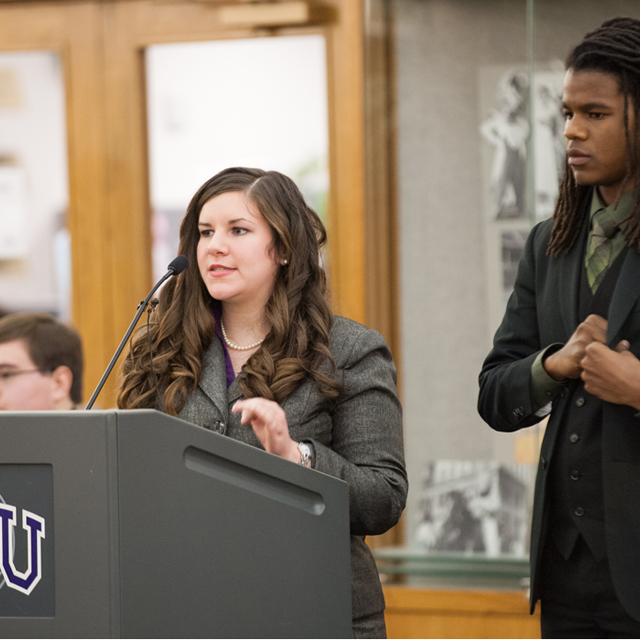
{"left": 479, "top": 17, "right": 640, "bottom": 638}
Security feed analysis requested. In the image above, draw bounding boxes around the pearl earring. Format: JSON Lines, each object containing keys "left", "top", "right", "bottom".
{"left": 283, "top": 259, "right": 288, "bottom": 265}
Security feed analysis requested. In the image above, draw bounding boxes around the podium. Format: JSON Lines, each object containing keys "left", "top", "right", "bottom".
{"left": 0, "top": 410, "right": 351, "bottom": 638}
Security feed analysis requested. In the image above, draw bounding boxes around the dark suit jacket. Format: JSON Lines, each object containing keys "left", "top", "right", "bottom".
{"left": 478, "top": 214, "right": 640, "bottom": 620}
{"left": 176, "top": 315, "right": 408, "bottom": 621}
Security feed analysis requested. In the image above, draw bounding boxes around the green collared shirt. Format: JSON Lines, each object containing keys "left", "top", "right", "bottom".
{"left": 529, "top": 189, "right": 634, "bottom": 413}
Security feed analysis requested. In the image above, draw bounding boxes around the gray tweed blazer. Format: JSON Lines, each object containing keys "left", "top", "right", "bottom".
{"left": 176, "top": 315, "right": 408, "bottom": 621}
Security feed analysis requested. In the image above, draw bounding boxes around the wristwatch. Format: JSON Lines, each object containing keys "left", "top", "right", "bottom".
{"left": 297, "top": 441, "right": 314, "bottom": 467}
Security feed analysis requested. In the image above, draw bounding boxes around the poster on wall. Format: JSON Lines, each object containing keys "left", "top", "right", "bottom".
{"left": 415, "top": 460, "right": 535, "bottom": 558}
{"left": 531, "top": 66, "right": 567, "bottom": 221}
{"left": 0, "top": 165, "right": 28, "bottom": 259}
{"left": 479, "top": 70, "right": 529, "bottom": 221}
{"left": 479, "top": 63, "right": 565, "bottom": 331}
{"left": 501, "top": 230, "right": 529, "bottom": 299}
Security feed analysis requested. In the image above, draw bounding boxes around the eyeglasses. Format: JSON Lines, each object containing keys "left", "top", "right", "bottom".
{"left": 0, "top": 369, "right": 46, "bottom": 385}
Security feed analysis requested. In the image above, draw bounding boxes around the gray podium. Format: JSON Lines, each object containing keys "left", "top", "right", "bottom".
{"left": 0, "top": 410, "right": 351, "bottom": 638}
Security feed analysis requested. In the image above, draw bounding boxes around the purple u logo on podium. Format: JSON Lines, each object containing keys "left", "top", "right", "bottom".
{"left": 0, "top": 504, "right": 45, "bottom": 596}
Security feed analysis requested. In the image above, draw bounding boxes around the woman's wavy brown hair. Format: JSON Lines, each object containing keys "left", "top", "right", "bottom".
{"left": 118, "top": 167, "right": 341, "bottom": 415}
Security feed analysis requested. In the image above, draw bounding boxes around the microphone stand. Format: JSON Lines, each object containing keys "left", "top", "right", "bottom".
{"left": 85, "top": 257, "right": 187, "bottom": 410}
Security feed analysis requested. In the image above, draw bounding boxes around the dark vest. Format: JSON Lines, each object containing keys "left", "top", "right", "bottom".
{"left": 547, "top": 246, "right": 628, "bottom": 562}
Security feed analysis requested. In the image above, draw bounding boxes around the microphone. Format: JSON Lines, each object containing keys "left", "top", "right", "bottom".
{"left": 166, "top": 254, "right": 188, "bottom": 276}
{"left": 85, "top": 255, "right": 189, "bottom": 410}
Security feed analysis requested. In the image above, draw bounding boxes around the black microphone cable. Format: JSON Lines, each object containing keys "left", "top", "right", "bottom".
{"left": 146, "top": 297, "right": 163, "bottom": 412}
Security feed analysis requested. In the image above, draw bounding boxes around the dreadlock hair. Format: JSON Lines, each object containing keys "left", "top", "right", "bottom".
{"left": 548, "top": 17, "right": 640, "bottom": 256}
{"left": 118, "top": 167, "right": 342, "bottom": 416}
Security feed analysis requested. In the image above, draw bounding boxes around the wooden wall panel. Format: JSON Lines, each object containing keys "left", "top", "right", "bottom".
{"left": 363, "top": 0, "right": 397, "bottom": 346}
{"left": 325, "top": 0, "right": 366, "bottom": 323}
{"left": 384, "top": 586, "right": 541, "bottom": 639}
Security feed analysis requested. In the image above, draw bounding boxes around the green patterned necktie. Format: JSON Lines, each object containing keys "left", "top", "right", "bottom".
{"left": 585, "top": 209, "right": 619, "bottom": 293}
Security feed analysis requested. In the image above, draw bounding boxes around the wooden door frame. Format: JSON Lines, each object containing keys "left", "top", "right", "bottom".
{"left": 98, "top": 0, "right": 398, "bottom": 408}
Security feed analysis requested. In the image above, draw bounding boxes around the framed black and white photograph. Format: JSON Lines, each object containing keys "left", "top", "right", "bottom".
{"left": 415, "top": 460, "right": 535, "bottom": 558}
{"left": 479, "top": 64, "right": 566, "bottom": 335}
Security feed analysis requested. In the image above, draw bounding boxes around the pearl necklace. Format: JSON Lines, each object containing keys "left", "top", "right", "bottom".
{"left": 220, "top": 319, "right": 265, "bottom": 351}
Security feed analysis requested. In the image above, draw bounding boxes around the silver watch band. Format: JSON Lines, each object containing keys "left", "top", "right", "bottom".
{"left": 297, "top": 441, "right": 312, "bottom": 466}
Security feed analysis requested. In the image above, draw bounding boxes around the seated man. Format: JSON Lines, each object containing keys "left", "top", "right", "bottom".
{"left": 0, "top": 313, "right": 83, "bottom": 410}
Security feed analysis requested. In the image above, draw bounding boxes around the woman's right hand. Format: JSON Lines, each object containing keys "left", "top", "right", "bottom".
{"left": 232, "top": 398, "right": 307, "bottom": 465}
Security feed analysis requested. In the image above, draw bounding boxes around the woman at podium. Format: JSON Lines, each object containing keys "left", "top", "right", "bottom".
{"left": 118, "top": 167, "right": 407, "bottom": 638}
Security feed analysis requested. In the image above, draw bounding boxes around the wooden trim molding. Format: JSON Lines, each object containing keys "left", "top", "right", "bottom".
{"left": 383, "top": 585, "right": 541, "bottom": 639}
{"left": 216, "top": 1, "right": 336, "bottom": 28}
{"left": 363, "top": 0, "right": 398, "bottom": 348}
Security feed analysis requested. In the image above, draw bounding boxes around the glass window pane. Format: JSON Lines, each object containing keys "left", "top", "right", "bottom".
{"left": 146, "top": 35, "right": 329, "bottom": 281}
{"left": 0, "top": 51, "right": 70, "bottom": 319}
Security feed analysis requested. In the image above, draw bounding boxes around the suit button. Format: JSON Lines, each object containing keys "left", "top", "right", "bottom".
{"left": 575, "top": 396, "right": 585, "bottom": 407}
{"left": 561, "top": 389, "right": 568, "bottom": 398}
{"left": 575, "top": 507, "right": 584, "bottom": 517}
{"left": 570, "top": 433, "right": 580, "bottom": 443}
{"left": 570, "top": 470, "right": 580, "bottom": 480}
{"left": 207, "top": 420, "right": 226, "bottom": 434}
